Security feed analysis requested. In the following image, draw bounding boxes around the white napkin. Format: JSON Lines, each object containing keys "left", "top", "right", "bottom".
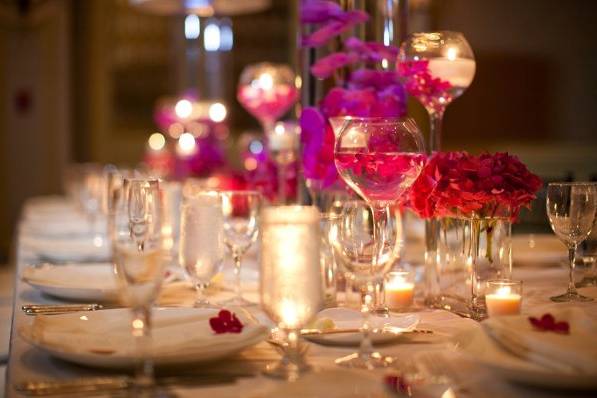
{"left": 22, "top": 216, "right": 107, "bottom": 238}
{"left": 481, "top": 308, "right": 597, "bottom": 374}
{"left": 29, "top": 307, "right": 267, "bottom": 357}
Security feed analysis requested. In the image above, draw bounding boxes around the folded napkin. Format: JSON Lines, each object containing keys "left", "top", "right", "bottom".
{"left": 482, "top": 308, "right": 597, "bottom": 374}
{"left": 29, "top": 307, "right": 267, "bottom": 357}
{"left": 22, "top": 216, "right": 107, "bottom": 238}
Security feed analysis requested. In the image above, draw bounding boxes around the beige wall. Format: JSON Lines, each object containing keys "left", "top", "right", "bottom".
{"left": 0, "top": 1, "right": 71, "bottom": 259}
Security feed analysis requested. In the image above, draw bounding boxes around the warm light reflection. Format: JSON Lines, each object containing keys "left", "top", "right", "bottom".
{"left": 177, "top": 132, "right": 197, "bottom": 156}
{"left": 175, "top": 99, "right": 193, "bottom": 118}
{"left": 208, "top": 102, "right": 227, "bottom": 122}
{"left": 244, "top": 158, "right": 257, "bottom": 171}
{"left": 446, "top": 47, "right": 458, "bottom": 61}
{"left": 148, "top": 132, "right": 166, "bottom": 151}
{"left": 255, "top": 72, "right": 273, "bottom": 90}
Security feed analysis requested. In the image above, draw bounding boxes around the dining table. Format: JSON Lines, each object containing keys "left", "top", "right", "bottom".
{"left": 4, "top": 196, "right": 597, "bottom": 398}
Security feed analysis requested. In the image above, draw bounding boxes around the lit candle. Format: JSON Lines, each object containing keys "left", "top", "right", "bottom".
{"left": 385, "top": 271, "right": 414, "bottom": 310}
{"left": 485, "top": 280, "right": 522, "bottom": 317}
{"left": 268, "top": 122, "right": 299, "bottom": 152}
{"left": 427, "top": 58, "right": 476, "bottom": 88}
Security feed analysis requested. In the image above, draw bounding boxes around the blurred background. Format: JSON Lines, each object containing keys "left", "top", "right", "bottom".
{"left": 1, "top": 0, "right": 597, "bottom": 262}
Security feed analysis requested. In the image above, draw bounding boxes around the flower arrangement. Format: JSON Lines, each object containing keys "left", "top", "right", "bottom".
{"left": 299, "top": 0, "right": 407, "bottom": 189}
{"left": 408, "top": 151, "right": 542, "bottom": 221}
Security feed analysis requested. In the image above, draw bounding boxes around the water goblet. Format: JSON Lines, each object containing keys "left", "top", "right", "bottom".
{"left": 331, "top": 200, "right": 401, "bottom": 369}
{"left": 220, "top": 190, "right": 261, "bottom": 306}
{"left": 111, "top": 177, "right": 166, "bottom": 391}
{"left": 260, "top": 206, "right": 324, "bottom": 380}
{"left": 546, "top": 182, "right": 597, "bottom": 302}
{"left": 237, "top": 62, "right": 299, "bottom": 134}
{"left": 179, "top": 191, "right": 225, "bottom": 307}
{"left": 399, "top": 31, "right": 475, "bottom": 152}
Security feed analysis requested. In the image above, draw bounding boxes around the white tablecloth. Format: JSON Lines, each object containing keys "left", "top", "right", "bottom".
{"left": 4, "top": 198, "right": 597, "bottom": 398}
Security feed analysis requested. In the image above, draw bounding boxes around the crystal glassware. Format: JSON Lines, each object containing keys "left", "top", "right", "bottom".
{"left": 237, "top": 62, "right": 299, "bottom": 134}
{"left": 546, "top": 182, "right": 597, "bottom": 302}
{"left": 260, "top": 206, "right": 324, "bottom": 380}
{"left": 78, "top": 163, "right": 108, "bottom": 248}
{"left": 110, "top": 177, "right": 166, "bottom": 391}
{"left": 331, "top": 200, "right": 401, "bottom": 369}
{"left": 267, "top": 121, "right": 300, "bottom": 204}
{"left": 398, "top": 31, "right": 475, "bottom": 152}
{"left": 220, "top": 190, "right": 261, "bottom": 306}
{"left": 179, "top": 191, "right": 225, "bottom": 307}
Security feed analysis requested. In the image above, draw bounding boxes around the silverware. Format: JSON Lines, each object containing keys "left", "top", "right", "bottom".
{"left": 21, "top": 304, "right": 106, "bottom": 315}
{"left": 15, "top": 372, "right": 255, "bottom": 396}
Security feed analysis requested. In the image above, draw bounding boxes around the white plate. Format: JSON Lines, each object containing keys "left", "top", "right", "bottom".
{"left": 303, "top": 308, "right": 419, "bottom": 346}
{"left": 20, "top": 307, "right": 268, "bottom": 368}
{"left": 22, "top": 263, "right": 119, "bottom": 302}
{"left": 21, "top": 236, "right": 110, "bottom": 263}
{"left": 512, "top": 234, "right": 566, "bottom": 267}
{"left": 454, "top": 327, "right": 597, "bottom": 390}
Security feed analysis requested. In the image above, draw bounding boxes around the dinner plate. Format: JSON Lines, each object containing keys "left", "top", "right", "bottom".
{"left": 22, "top": 263, "right": 119, "bottom": 302}
{"left": 454, "top": 327, "right": 597, "bottom": 390}
{"left": 21, "top": 236, "right": 111, "bottom": 263}
{"left": 511, "top": 234, "right": 566, "bottom": 267}
{"left": 20, "top": 307, "right": 268, "bottom": 368}
{"left": 303, "top": 308, "right": 419, "bottom": 346}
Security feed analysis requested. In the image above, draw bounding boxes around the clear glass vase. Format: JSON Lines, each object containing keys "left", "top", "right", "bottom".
{"left": 430, "top": 212, "right": 512, "bottom": 320}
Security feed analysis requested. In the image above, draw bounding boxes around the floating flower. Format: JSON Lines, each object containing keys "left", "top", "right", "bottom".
{"left": 209, "top": 310, "right": 244, "bottom": 334}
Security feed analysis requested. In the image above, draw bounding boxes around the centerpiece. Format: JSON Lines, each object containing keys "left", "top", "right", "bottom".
{"left": 408, "top": 151, "right": 542, "bottom": 319}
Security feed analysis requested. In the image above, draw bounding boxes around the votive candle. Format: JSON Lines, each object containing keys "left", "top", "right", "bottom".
{"left": 485, "top": 280, "right": 522, "bottom": 317}
{"left": 385, "top": 271, "right": 415, "bottom": 310}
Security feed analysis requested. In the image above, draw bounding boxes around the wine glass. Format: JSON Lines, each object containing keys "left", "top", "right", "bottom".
{"left": 331, "top": 200, "right": 401, "bottom": 369}
{"left": 546, "top": 182, "right": 596, "bottom": 302}
{"left": 260, "top": 206, "right": 324, "bottom": 380}
{"left": 220, "top": 190, "right": 261, "bottom": 306}
{"left": 78, "top": 163, "right": 107, "bottom": 247}
{"left": 237, "top": 62, "right": 299, "bottom": 134}
{"left": 179, "top": 191, "right": 225, "bottom": 307}
{"left": 111, "top": 177, "right": 166, "bottom": 391}
{"left": 267, "top": 121, "right": 300, "bottom": 204}
{"left": 399, "top": 31, "right": 475, "bottom": 152}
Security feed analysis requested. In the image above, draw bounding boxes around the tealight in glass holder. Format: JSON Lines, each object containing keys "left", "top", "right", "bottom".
{"left": 385, "top": 271, "right": 415, "bottom": 312}
{"left": 485, "top": 279, "right": 522, "bottom": 317}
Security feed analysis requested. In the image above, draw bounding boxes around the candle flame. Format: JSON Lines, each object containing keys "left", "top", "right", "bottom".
{"left": 496, "top": 286, "right": 512, "bottom": 296}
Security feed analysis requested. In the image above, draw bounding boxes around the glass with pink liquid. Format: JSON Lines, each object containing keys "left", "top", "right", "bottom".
{"left": 331, "top": 116, "right": 425, "bottom": 369}
{"left": 237, "top": 62, "right": 299, "bottom": 134}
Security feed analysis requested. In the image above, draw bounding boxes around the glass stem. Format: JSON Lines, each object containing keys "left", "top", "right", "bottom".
{"left": 359, "top": 283, "right": 374, "bottom": 360}
{"left": 568, "top": 246, "right": 578, "bottom": 295}
{"left": 132, "top": 306, "right": 153, "bottom": 390}
{"left": 194, "top": 282, "right": 210, "bottom": 307}
{"left": 429, "top": 109, "right": 445, "bottom": 152}
{"left": 233, "top": 250, "right": 243, "bottom": 301}
{"left": 370, "top": 205, "right": 389, "bottom": 268}
{"left": 277, "top": 162, "right": 287, "bottom": 205}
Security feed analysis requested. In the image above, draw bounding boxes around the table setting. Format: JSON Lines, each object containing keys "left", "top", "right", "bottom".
{"left": 4, "top": 1, "right": 597, "bottom": 398}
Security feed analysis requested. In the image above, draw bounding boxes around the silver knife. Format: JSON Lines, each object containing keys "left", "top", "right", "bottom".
{"left": 21, "top": 304, "right": 107, "bottom": 315}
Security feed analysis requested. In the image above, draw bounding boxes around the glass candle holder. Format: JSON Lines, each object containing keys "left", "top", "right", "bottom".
{"left": 485, "top": 279, "right": 522, "bottom": 317}
{"left": 260, "top": 206, "right": 324, "bottom": 380}
{"left": 385, "top": 271, "right": 415, "bottom": 311}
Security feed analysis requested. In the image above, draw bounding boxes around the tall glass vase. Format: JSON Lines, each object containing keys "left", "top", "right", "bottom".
{"left": 434, "top": 212, "right": 512, "bottom": 320}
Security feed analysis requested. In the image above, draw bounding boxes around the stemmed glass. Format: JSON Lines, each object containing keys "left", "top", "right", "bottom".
{"left": 220, "top": 191, "right": 261, "bottom": 306}
{"left": 237, "top": 62, "right": 299, "bottom": 134}
{"left": 179, "top": 191, "right": 225, "bottom": 307}
{"left": 399, "top": 31, "right": 475, "bottom": 152}
{"left": 332, "top": 200, "right": 401, "bottom": 369}
{"left": 331, "top": 116, "right": 425, "bottom": 368}
{"left": 546, "top": 182, "right": 596, "bottom": 302}
{"left": 79, "top": 164, "right": 107, "bottom": 247}
{"left": 111, "top": 178, "right": 165, "bottom": 391}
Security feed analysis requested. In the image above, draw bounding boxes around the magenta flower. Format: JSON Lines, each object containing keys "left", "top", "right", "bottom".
{"left": 311, "top": 52, "right": 359, "bottom": 79}
{"left": 300, "top": 0, "right": 368, "bottom": 48}
{"left": 344, "top": 37, "right": 399, "bottom": 63}
{"left": 300, "top": 0, "right": 343, "bottom": 23}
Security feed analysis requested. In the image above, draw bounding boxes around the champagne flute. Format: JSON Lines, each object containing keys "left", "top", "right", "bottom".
{"left": 220, "top": 191, "right": 261, "bottom": 306}
{"left": 179, "top": 191, "right": 225, "bottom": 307}
{"left": 546, "top": 182, "right": 596, "bottom": 302}
{"left": 331, "top": 200, "right": 401, "bottom": 369}
{"left": 111, "top": 178, "right": 165, "bottom": 391}
{"left": 399, "top": 31, "right": 475, "bottom": 152}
